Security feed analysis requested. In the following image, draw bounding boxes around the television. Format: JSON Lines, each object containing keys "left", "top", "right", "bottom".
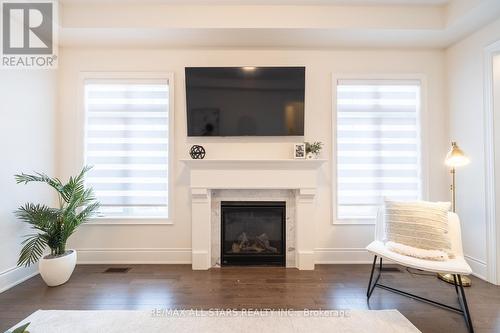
{"left": 185, "top": 67, "right": 305, "bottom": 136}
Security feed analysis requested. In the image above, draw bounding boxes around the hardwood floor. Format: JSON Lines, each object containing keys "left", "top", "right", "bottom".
{"left": 0, "top": 264, "right": 499, "bottom": 332}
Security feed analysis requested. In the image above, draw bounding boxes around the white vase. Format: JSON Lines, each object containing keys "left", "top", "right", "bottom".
{"left": 39, "top": 249, "right": 77, "bottom": 287}
{"left": 306, "top": 152, "right": 320, "bottom": 159}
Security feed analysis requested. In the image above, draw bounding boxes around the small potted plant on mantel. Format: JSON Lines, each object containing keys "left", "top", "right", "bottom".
{"left": 15, "top": 166, "right": 99, "bottom": 287}
{"left": 305, "top": 141, "right": 323, "bottom": 159}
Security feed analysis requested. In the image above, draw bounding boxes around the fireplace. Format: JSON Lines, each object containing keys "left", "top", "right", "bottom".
{"left": 221, "top": 201, "right": 286, "bottom": 266}
{"left": 184, "top": 159, "right": 323, "bottom": 270}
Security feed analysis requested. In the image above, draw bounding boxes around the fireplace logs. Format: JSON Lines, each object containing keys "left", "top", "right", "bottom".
{"left": 230, "top": 232, "right": 278, "bottom": 254}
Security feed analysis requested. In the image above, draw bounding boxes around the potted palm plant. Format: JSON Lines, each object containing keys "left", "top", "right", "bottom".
{"left": 15, "top": 166, "right": 99, "bottom": 287}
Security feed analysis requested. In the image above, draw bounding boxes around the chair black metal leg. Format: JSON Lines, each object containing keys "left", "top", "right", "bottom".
{"left": 456, "top": 275, "right": 474, "bottom": 333}
{"left": 453, "top": 274, "right": 459, "bottom": 295}
{"left": 366, "top": 256, "right": 377, "bottom": 298}
{"left": 367, "top": 255, "right": 381, "bottom": 299}
{"left": 365, "top": 260, "right": 474, "bottom": 332}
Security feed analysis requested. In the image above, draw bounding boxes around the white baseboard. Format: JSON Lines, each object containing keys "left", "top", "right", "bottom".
{"left": 314, "top": 248, "right": 373, "bottom": 264}
{"left": 76, "top": 247, "right": 375, "bottom": 265}
{"left": 76, "top": 248, "right": 192, "bottom": 264}
{"left": 0, "top": 265, "right": 39, "bottom": 293}
{"left": 464, "top": 255, "right": 487, "bottom": 281}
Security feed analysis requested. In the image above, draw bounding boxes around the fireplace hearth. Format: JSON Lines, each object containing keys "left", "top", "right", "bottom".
{"left": 221, "top": 201, "right": 286, "bottom": 266}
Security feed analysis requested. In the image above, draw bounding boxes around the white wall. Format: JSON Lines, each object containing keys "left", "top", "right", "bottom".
{"left": 446, "top": 17, "right": 500, "bottom": 281}
{"left": 58, "top": 48, "right": 449, "bottom": 264}
{"left": 0, "top": 71, "right": 57, "bottom": 292}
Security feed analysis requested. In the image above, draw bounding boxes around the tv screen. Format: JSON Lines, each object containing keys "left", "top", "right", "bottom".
{"left": 185, "top": 67, "right": 305, "bottom": 136}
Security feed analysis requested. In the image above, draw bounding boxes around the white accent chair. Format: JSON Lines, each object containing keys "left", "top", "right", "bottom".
{"left": 366, "top": 210, "right": 474, "bottom": 333}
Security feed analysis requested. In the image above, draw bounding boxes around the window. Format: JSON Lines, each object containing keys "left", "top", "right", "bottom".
{"left": 84, "top": 79, "right": 171, "bottom": 219}
{"left": 336, "top": 79, "right": 422, "bottom": 221}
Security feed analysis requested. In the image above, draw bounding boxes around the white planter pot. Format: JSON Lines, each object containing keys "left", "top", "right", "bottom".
{"left": 39, "top": 250, "right": 77, "bottom": 287}
{"left": 306, "top": 152, "right": 320, "bottom": 159}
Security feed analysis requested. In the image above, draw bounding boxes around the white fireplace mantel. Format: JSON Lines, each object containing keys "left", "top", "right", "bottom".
{"left": 181, "top": 159, "right": 326, "bottom": 190}
{"left": 181, "top": 158, "right": 326, "bottom": 270}
{"left": 181, "top": 158, "right": 326, "bottom": 169}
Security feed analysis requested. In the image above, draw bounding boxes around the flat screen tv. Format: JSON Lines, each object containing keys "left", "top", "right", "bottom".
{"left": 185, "top": 66, "right": 305, "bottom": 136}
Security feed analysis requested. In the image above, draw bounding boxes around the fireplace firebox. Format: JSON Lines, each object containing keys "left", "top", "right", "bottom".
{"left": 221, "top": 201, "right": 286, "bottom": 266}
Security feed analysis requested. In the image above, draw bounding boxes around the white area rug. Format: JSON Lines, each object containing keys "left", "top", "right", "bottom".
{"left": 11, "top": 310, "right": 421, "bottom": 333}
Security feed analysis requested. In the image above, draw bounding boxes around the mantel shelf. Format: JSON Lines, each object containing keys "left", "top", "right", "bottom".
{"left": 180, "top": 159, "right": 327, "bottom": 170}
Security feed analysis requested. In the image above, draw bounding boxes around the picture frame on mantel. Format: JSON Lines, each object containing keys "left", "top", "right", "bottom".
{"left": 294, "top": 143, "right": 306, "bottom": 159}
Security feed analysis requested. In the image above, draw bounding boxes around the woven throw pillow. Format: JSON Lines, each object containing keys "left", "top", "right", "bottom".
{"left": 384, "top": 200, "right": 453, "bottom": 260}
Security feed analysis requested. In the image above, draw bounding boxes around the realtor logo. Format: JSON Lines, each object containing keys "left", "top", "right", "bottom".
{"left": 1, "top": 0, "right": 57, "bottom": 68}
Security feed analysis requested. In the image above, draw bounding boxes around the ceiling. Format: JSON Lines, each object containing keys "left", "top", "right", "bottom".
{"left": 59, "top": 0, "right": 500, "bottom": 49}
{"left": 61, "top": 0, "right": 449, "bottom": 4}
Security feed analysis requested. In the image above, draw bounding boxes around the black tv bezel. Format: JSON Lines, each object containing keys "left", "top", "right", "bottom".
{"left": 185, "top": 66, "right": 305, "bottom": 137}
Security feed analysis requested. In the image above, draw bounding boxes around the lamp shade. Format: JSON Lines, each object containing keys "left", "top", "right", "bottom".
{"left": 445, "top": 141, "right": 470, "bottom": 167}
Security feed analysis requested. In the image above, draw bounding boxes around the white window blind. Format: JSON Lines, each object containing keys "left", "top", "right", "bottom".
{"left": 84, "top": 80, "right": 170, "bottom": 218}
{"left": 336, "top": 79, "right": 422, "bottom": 221}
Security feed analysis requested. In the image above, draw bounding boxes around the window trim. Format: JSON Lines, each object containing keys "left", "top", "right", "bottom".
{"left": 331, "top": 73, "right": 429, "bottom": 225}
{"left": 77, "top": 72, "right": 175, "bottom": 225}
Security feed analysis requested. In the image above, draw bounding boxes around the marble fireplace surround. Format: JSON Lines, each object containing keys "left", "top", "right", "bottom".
{"left": 181, "top": 159, "right": 326, "bottom": 270}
